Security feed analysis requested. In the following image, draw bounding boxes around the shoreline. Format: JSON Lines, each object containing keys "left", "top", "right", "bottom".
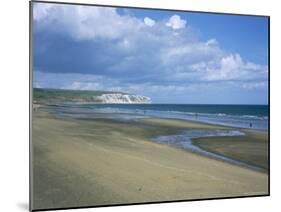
{"left": 32, "top": 108, "right": 268, "bottom": 210}
{"left": 139, "top": 116, "right": 268, "bottom": 132}
{"left": 34, "top": 102, "right": 268, "bottom": 131}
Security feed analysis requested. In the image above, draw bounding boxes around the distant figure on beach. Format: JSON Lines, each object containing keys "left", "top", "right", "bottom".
{"left": 33, "top": 104, "right": 40, "bottom": 112}
{"left": 195, "top": 113, "right": 198, "bottom": 119}
{"left": 249, "top": 122, "right": 253, "bottom": 128}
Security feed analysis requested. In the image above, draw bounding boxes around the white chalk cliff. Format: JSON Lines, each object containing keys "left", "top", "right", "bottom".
{"left": 95, "top": 93, "right": 151, "bottom": 104}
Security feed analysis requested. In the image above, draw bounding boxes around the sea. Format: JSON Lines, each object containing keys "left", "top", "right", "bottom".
{"left": 47, "top": 103, "right": 269, "bottom": 131}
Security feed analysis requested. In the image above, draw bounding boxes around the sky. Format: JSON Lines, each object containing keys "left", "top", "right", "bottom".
{"left": 32, "top": 2, "right": 269, "bottom": 104}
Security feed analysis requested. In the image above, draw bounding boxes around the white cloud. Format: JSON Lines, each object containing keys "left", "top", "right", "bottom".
{"left": 166, "top": 15, "right": 187, "bottom": 29}
{"left": 242, "top": 82, "right": 267, "bottom": 90}
{"left": 144, "top": 17, "right": 155, "bottom": 26}
{"left": 34, "top": 69, "right": 268, "bottom": 104}
{"left": 34, "top": 3, "right": 143, "bottom": 40}
{"left": 33, "top": 3, "right": 268, "bottom": 95}
{"left": 33, "top": 3, "right": 54, "bottom": 21}
{"left": 65, "top": 81, "right": 102, "bottom": 90}
{"left": 206, "top": 39, "right": 218, "bottom": 46}
{"left": 203, "top": 54, "right": 268, "bottom": 81}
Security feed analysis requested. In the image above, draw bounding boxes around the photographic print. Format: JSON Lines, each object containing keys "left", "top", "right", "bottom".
{"left": 30, "top": 1, "right": 269, "bottom": 211}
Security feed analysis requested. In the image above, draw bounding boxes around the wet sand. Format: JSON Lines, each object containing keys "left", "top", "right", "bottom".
{"left": 31, "top": 111, "right": 268, "bottom": 210}
{"left": 194, "top": 131, "right": 268, "bottom": 170}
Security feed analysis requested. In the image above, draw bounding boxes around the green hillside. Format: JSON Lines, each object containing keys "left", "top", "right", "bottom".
{"left": 33, "top": 88, "right": 124, "bottom": 104}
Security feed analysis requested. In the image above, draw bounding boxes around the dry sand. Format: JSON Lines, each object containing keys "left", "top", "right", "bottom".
{"left": 31, "top": 111, "right": 268, "bottom": 210}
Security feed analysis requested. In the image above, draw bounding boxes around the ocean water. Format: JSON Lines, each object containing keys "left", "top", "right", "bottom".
{"left": 48, "top": 104, "right": 269, "bottom": 130}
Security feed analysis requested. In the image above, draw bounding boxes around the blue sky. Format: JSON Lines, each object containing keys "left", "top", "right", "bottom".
{"left": 32, "top": 2, "right": 269, "bottom": 104}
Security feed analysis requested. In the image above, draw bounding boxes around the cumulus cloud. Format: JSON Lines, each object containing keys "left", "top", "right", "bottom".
{"left": 206, "top": 39, "right": 218, "bottom": 46}
{"left": 242, "top": 81, "right": 268, "bottom": 90}
{"left": 144, "top": 17, "right": 155, "bottom": 26}
{"left": 200, "top": 54, "right": 267, "bottom": 81}
{"left": 33, "top": 3, "right": 143, "bottom": 40}
{"left": 166, "top": 15, "right": 187, "bottom": 29}
{"left": 33, "top": 3, "right": 53, "bottom": 21}
{"left": 33, "top": 2, "right": 268, "bottom": 103}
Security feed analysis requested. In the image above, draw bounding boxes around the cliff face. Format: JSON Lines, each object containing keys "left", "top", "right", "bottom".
{"left": 95, "top": 93, "right": 151, "bottom": 104}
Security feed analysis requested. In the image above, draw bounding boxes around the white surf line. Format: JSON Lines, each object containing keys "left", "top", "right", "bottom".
{"left": 86, "top": 142, "right": 244, "bottom": 186}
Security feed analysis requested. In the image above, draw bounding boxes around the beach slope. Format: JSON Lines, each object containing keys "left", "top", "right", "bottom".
{"left": 32, "top": 111, "right": 268, "bottom": 210}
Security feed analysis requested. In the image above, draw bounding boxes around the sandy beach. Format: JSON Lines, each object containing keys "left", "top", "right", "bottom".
{"left": 32, "top": 109, "right": 268, "bottom": 210}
